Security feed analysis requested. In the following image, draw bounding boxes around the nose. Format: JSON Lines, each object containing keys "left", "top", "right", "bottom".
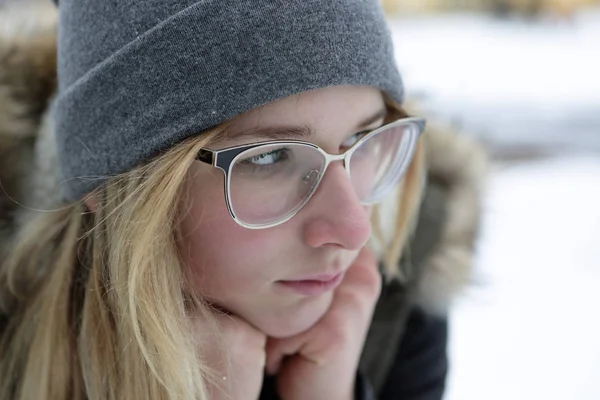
{"left": 301, "top": 162, "right": 372, "bottom": 250}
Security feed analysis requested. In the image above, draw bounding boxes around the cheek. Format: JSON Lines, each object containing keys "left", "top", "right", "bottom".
{"left": 181, "top": 198, "right": 275, "bottom": 299}
{"left": 179, "top": 171, "right": 295, "bottom": 301}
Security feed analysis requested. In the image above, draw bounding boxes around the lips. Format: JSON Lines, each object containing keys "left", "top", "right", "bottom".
{"left": 277, "top": 272, "right": 345, "bottom": 296}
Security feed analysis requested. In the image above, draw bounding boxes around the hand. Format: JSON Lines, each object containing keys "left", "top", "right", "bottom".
{"left": 192, "top": 310, "right": 267, "bottom": 400}
{"left": 265, "top": 246, "right": 382, "bottom": 400}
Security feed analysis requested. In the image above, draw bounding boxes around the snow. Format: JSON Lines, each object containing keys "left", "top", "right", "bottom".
{"left": 445, "top": 157, "right": 600, "bottom": 400}
{"left": 387, "top": 8, "right": 600, "bottom": 400}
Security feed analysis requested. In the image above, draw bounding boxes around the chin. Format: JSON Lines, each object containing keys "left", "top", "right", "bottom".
{"left": 255, "top": 292, "right": 334, "bottom": 338}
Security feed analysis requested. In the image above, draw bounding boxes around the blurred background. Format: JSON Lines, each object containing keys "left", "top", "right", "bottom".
{"left": 380, "top": 1, "right": 600, "bottom": 399}
{"left": 0, "top": 0, "right": 598, "bottom": 398}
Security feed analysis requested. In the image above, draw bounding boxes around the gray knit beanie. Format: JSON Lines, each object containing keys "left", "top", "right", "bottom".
{"left": 54, "top": 0, "right": 404, "bottom": 200}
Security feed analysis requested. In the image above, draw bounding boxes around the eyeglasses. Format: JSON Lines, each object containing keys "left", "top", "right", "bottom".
{"left": 196, "top": 117, "right": 425, "bottom": 229}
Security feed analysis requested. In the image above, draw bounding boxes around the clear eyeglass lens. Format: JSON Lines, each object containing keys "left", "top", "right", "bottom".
{"left": 228, "top": 143, "right": 326, "bottom": 226}
{"left": 227, "top": 121, "right": 418, "bottom": 227}
{"left": 348, "top": 121, "right": 417, "bottom": 204}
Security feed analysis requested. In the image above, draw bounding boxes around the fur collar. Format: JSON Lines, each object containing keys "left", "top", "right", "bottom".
{"left": 417, "top": 120, "right": 487, "bottom": 314}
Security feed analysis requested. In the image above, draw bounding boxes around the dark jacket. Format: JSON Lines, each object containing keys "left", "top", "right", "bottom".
{"left": 0, "top": 4, "right": 487, "bottom": 399}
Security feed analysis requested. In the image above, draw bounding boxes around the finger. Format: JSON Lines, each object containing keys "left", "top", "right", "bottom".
{"left": 192, "top": 309, "right": 267, "bottom": 367}
{"left": 348, "top": 245, "right": 378, "bottom": 277}
{"left": 265, "top": 352, "right": 283, "bottom": 375}
{"left": 337, "top": 247, "right": 381, "bottom": 296}
{"left": 356, "top": 245, "right": 378, "bottom": 266}
{"left": 265, "top": 334, "right": 309, "bottom": 375}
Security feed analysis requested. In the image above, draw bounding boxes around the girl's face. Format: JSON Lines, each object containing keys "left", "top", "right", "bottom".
{"left": 180, "top": 86, "right": 385, "bottom": 338}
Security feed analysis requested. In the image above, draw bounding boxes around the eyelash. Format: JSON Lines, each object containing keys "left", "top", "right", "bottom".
{"left": 239, "top": 147, "right": 290, "bottom": 170}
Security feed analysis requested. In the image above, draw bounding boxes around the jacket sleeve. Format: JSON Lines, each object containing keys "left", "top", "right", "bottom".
{"left": 376, "top": 307, "right": 449, "bottom": 400}
{"left": 356, "top": 369, "right": 377, "bottom": 400}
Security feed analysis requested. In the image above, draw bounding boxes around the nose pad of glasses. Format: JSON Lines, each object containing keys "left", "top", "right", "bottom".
{"left": 299, "top": 169, "right": 320, "bottom": 197}
{"left": 302, "top": 169, "right": 320, "bottom": 185}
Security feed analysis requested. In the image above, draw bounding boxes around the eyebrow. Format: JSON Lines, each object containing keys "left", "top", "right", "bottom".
{"left": 358, "top": 107, "right": 387, "bottom": 130}
{"left": 229, "top": 125, "right": 314, "bottom": 140}
{"left": 227, "top": 106, "right": 388, "bottom": 140}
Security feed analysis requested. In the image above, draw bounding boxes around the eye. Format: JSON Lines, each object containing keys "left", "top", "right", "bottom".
{"left": 240, "top": 148, "right": 288, "bottom": 166}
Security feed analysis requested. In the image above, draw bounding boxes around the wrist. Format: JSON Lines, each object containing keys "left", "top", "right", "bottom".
{"left": 324, "top": 378, "right": 355, "bottom": 400}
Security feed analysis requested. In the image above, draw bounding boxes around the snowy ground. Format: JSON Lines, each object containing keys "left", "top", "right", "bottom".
{"left": 389, "top": 8, "right": 600, "bottom": 400}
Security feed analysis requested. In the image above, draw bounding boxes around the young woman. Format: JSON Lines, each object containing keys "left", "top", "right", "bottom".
{"left": 0, "top": 1, "right": 486, "bottom": 399}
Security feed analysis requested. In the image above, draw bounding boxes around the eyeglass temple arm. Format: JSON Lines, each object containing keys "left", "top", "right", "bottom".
{"left": 413, "top": 118, "right": 426, "bottom": 134}
{"left": 197, "top": 149, "right": 215, "bottom": 165}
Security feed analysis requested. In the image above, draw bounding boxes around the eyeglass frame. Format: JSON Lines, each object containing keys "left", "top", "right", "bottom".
{"left": 196, "top": 116, "right": 426, "bottom": 230}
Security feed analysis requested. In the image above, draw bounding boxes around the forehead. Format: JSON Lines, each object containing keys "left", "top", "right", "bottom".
{"left": 229, "top": 85, "right": 385, "bottom": 134}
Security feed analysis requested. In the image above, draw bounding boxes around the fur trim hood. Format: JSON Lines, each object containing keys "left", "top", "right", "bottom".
{"left": 0, "top": 3, "right": 487, "bottom": 315}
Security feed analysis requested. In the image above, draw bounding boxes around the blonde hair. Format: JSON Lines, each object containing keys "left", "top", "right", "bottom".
{"left": 0, "top": 104, "right": 424, "bottom": 400}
